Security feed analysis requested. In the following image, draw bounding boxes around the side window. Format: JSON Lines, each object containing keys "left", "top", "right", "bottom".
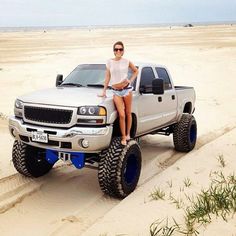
{"left": 155, "top": 67, "right": 172, "bottom": 90}
{"left": 140, "top": 67, "right": 155, "bottom": 87}
{"left": 128, "top": 67, "right": 138, "bottom": 90}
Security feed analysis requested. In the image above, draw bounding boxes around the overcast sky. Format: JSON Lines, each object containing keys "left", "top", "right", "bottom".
{"left": 0, "top": 0, "right": 236, "bottom": 27}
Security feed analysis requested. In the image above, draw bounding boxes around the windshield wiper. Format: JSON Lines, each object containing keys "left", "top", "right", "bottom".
{"left": 60, "top": 83, "right": 83, "bottom": 87}
{"left": 87, "top": 84, "right": 112, "bottom": 89}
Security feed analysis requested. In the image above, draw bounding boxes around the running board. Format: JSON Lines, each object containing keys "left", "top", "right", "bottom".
{"left": 150, "top": 126, "right": 173, "bottom": 136}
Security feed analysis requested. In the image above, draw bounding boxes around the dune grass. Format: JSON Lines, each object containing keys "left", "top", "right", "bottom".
{"left": 149, "top": 187, "right": 166, "bottom": 200}
{"left": 150, "top": 219, "right": 180, "bottom": 236}
{"left": 183, "top": 178, "right": 192, "bottom": 188}
{"left": 217, "top": 154, "right": 226, "bottom": 168}
{"left": 150, "top": 171, "right": 236, "bottom": 235}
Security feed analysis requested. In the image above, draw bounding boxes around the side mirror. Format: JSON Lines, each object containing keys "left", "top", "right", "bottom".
{"left": 152, "top": 78, "right": 164, "bottom": 95}
{"left": 56, "top": 74, "right": 63, "bottom": 87}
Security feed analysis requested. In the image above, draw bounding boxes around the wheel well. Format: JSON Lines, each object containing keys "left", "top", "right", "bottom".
{"left": 112, "top": 113, "right": 137, "bottom": 138}
{"left": 183, "top": 102, "right": 192, "bottom": 114}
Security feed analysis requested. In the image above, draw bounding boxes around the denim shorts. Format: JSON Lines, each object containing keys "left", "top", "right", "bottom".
{"left": 112, "top": 86, "right": 133, "bottom": 97}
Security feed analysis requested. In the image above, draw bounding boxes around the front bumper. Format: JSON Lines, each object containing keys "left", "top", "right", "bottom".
{"left": 9, "top": 116, "right": 113, "bottom": 153}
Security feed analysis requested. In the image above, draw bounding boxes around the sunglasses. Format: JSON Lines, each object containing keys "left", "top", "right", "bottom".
{"left": 114, "top": 48, "right": 124, "bottom": 52}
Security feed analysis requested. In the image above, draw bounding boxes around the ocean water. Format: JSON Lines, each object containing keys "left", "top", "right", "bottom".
{"left": 0, "top": 21, "right": 235, "bottom": 33}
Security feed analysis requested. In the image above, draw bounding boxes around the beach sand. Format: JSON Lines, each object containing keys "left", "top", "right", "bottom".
{"left": 0, "top": 24, "right": 235, "bottom": 235}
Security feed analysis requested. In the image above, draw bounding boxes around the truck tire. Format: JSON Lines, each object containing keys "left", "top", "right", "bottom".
{"left": 98, "top": 137, "right": 142, "bottom": 198}
{"left": 12, "top": 140, "right": 53, "bottom": 177}
{"left": 173, "top": 114, "right": 197, "bottom": 152}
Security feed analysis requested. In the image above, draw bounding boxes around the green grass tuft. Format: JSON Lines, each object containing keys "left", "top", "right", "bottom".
{"left": 183, "top": 178, "right": 192, "bottom": 188}
{"left": 166, "top": 180, "right": 173, "bottom": 188}
{"left": 150, "top": 172, "right": 236, "bottom": 235}
{"left": 149, "top": 187, "right": 166, "bottom": 200}
{"left": 150, "top": 219, "right": 180, "bottom": 236}
{"left": 169, "top": 195, "right": 184, "bottom": 209}
{"left": 217, "top": 154, "right": 226, "bottom": 168}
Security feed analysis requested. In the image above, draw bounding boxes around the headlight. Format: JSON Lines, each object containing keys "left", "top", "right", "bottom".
{"left": 77, "top": 106, "right": 106, "bottom": 116}
{"left": 88, "top": 107, "right": 95, "bottom": 115}
{"left": 79, "top": 107, "right": 87, "bottom": 115}
{"left": 15, "top": 99, "right": 24, "bottom": 109}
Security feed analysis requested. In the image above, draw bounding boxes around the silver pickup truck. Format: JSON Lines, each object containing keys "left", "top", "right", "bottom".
{"left": 9, "top": 63, "right": 197, "bottom": 198}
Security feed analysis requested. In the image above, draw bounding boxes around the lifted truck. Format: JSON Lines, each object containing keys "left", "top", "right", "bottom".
{"left": 9, "top": 63, "right": 197, "bottom": 198}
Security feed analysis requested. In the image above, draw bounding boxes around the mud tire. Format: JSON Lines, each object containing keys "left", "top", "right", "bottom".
{"left": 173, "top": 114, "right": 197, "bottom": 152}
{"left": 98, "top": 137, "right": 142, "bottom": 198}
{"left": 12, "top": 140, "right": 53, "bottom": 177}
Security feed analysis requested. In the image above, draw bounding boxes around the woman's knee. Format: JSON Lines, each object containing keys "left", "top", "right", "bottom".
{"left": 118, "top": 111, "right": 126, "bottom": 120}
{"left": 125, "top": 109, "right": 132, "bottom": 116}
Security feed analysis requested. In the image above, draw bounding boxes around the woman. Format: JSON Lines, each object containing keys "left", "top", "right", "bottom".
{"left": 98, "top": 41, "right": 138, "bottom": 146}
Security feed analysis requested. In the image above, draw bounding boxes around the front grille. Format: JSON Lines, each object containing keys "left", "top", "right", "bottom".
{"left": 24, "top": 106, "right": 73, "bottom": 124}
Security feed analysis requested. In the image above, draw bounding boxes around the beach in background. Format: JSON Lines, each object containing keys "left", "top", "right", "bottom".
{"left": 0, "top": 24, "right": 236, "bottom": 235}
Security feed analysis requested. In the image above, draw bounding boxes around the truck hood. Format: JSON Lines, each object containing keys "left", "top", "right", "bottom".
{"left": 18, "top": 87, "right": 113, "bottom": 107}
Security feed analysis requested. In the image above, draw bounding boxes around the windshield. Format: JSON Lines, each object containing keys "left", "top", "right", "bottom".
{"left": 61, "top": 64, "right": 135, "bottom": 87}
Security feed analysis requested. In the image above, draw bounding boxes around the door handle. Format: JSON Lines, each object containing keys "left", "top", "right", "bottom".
{"left": 158, "top": 96, "right": 162, "bottom": 102}
{"left": 172, "top": 95, "right": 175, "bottom": 100}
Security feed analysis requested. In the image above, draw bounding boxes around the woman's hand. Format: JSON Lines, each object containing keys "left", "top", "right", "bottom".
{"left": 98, "top": 90, "right": 107, "bottom": 98}
{"left": 124, "top": 79, "right": 131, "bottom": 86}
{"left": 127, "top": 79, "right": 131, "bottom": 85}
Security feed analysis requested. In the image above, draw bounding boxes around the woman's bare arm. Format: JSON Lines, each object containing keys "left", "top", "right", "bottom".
{"left": 128, "top": 61, "right": 139, "bottom": 84}
{"left": 103, "top": 68, "right": 111, "bottom": 90}
{"left": 98, "top": 68, "right": 110, "bottom": 97}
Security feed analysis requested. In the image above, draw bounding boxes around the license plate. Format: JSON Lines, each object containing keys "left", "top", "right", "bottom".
{"left": 32, "top": 131, "right": 48, "bottom": 143}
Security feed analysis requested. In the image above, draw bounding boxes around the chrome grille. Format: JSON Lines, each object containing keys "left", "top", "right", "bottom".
{"left": 24, "top": 106, "right": 73, "bottom": 124}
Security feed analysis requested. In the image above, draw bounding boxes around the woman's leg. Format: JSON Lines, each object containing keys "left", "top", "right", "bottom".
{"left": 113, "top": 94, "right": 127, "bottom": 145}
{"left": 123, "top": 91, "right": 132, "bottom": 140}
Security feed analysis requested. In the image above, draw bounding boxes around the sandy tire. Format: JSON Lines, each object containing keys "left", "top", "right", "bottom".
{"left": 173, "top": 114, "right": 197, "bottom": 152}
{"left": 98, "top": 137, "right": 142, "bottom": 198}
{"left": 12, "top": 140, "right": 53, "bottom": 177}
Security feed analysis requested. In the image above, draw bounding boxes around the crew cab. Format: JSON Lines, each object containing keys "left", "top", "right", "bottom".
{"left": 9, "top": 63, "right": 197, "bottom": 198}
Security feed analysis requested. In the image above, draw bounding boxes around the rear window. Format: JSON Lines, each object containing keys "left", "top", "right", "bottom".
{"left": 155, "top": 67, "right": 172, "bottom": 90}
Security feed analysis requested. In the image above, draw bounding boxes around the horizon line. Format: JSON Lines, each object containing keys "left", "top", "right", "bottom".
{"left": 0, "top": 20, "right": 236, "bottom": 29}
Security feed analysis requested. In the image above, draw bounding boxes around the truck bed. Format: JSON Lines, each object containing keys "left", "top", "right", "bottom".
{"left": 175, "top": 86, "right": 195, "bottom": 117}
{"left": 174, "top": 86, "right": 194, "bottom": 90}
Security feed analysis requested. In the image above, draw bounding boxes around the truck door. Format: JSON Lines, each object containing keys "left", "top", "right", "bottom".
{"left": 137, "top": 67, "right": 163, "bottom": 134}
{"left": 155, "top": 67, "right": 178, "bottom": 124}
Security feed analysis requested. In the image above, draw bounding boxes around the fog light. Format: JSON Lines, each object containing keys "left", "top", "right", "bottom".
{"left": 80, "top": 139, "right": 89, "bottom": 148}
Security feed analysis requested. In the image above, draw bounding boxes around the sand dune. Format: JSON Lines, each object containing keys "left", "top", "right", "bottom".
{"left": 0, "top": 24, "right": 235, "bottom": 235}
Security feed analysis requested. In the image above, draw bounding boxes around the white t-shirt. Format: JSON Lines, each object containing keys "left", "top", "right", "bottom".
{"left": 106, "top": 58, "right": 129, "bottom": 85}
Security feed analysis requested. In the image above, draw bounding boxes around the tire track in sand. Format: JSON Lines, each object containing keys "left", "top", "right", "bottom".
{"left": 0, "top": 173, "right": 43, "bottom": 213}
{"left": 141, "top": 123, "right": 236, "bottom": 185}
{"left": 0, "top": 163, "right": 69, "bottom": 214}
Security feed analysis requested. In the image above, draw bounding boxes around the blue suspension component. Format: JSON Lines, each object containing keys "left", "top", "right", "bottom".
{"left": 71, "top": 153, "right": 85, "bottom": 169}
{"left": 46, "top": 150, "right": 59, "bottom": 165}
{"left": 45, "top": 149, "right": 85, "bottom": 169}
